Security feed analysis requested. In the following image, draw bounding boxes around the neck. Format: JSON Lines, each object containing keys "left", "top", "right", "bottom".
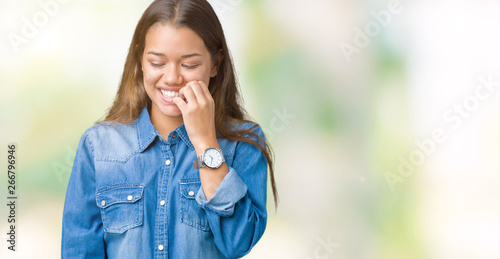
{"left": 148, "top": 104, "right": 183, "bottom": 139}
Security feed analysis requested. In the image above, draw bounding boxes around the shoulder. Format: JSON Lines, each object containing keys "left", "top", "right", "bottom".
{"left": 233, "top": 122, "right": 266, "bottom": 147}
{"left": 225, "top": 120, "right": 267, "bottom": 151}
{"left": 228, "top": 121, "right": 265, "bottom": 139}
{"left": 81, "top": 120, "right": 140, "bottom": 162}
{"left": 85, "top": 121, "right": 137, "bottom": 139}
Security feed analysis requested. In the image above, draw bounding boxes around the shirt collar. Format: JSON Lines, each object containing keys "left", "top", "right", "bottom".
{"left": 136, "top": 106, "right": 194, "bottom": 152}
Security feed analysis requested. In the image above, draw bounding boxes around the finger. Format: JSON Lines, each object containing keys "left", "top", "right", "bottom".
{"left": 190, "top": 81, "right": 208, "bottom": 105}
{"left": 197, "top": 80, "right": 213, "bottom": 101}
{"left": 180, "top": 84, "right": 197, "bottom": 105}
{"left": 173, "top": 96, "right": 187, "bottom": 112}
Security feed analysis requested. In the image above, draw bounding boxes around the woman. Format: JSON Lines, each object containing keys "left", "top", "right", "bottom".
{"left": 61, "top": 0, "right": 278, "bottom": 258}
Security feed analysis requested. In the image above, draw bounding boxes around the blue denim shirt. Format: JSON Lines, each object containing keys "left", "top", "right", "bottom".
{"left": 61, "top": 107, "right": 268, "bottom": 259}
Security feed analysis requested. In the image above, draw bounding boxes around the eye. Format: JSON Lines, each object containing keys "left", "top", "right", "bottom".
{"left": 182, "top": 64, "right": 199, "bottom": 69}
{"left": 151, "top": 62, "right": 164, "bottom": 68}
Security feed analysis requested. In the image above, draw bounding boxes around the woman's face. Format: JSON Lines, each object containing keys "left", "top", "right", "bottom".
{"left": 141, "top": 23, "right": 218, "bottom": 119}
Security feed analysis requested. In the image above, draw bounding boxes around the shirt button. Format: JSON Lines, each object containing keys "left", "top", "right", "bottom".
{"left": 165, "top": 160, "right": 171, "bottom": 166}
{"left": 188, "top": 191, "right": 195, "bottom": 197}
{"left": 160, "top": 200, "right": 166, "bottom": 206}
{"left": 171, "top": 133, "right": 177, "bottom": 139}
{"left": 127, "top": 195, "right": 133, "bottom": 201}
{"left": 101, "top": 200, "right": 106, "bottom": 206}
{"left": 158, "top": 244, "right": 164, "bottom": 251}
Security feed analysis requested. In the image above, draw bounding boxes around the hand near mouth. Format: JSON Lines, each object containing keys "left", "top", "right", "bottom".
{"left": 172, "top": 80, "right": 217, "bottom": 150}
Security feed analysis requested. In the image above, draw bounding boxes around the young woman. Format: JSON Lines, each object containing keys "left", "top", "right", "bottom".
{"left": 61, "top": 0, "right": 278, "bottom": 258}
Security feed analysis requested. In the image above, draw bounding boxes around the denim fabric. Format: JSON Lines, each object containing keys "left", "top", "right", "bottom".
{"left": 61, "top": 107, "right": 268, "bottom": 259}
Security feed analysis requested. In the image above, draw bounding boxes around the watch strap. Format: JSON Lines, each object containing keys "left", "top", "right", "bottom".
{"left": 193, "top": 154, "right": 204, "bottom": 170}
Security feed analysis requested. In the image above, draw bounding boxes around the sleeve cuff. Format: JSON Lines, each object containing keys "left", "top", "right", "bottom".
{"left": 195, "top": 166, "right": 248, "bottom": 217}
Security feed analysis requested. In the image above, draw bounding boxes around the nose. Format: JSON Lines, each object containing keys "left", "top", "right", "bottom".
{"left": 162, "top": 64, "right": 183, "bottom": 86}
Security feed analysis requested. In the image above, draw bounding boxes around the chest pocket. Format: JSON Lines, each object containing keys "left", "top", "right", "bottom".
{"left": 179, "top": 179, "right": 211, "bottom": 231}
{"left": 96, "top": 185, "right": 144, "bottom": 234}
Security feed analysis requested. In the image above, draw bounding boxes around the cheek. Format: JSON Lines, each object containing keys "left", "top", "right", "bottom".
{"left": 143, "top": 68, "right": 162, "bottom": 85}
{"left": 183, "top": 67, "right": 212, "bottom": 83}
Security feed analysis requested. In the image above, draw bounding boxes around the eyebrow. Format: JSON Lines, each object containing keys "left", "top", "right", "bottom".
{"left": 181, "top": 53, "right": 202, "bottom": 58}
{"left": 146, "top": 51, "right": 202, "bottom": 59}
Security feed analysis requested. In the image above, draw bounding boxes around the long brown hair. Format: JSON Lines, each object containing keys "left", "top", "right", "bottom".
{"left": 99, "top": 0, "right": 278, "bottom": 208}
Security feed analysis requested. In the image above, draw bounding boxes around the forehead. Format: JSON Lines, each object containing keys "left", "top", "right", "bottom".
{"left": 144, "top": 23, "right": 208, "bottom": 56}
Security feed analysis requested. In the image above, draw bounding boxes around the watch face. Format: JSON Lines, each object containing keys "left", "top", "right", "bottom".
{"left": 203, "top": 148, "right": 223, "bottom": 169}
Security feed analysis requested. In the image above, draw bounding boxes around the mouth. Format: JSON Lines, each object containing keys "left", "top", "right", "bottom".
{"left": 157, "top": 87, "right": 185, "bottom": 104}
{"left": 160, "top": 89, "right": 180, "bottom": 98}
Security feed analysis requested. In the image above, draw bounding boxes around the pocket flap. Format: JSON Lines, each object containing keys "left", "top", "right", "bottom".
{"left": 179, "top": 179, "right": 201, "bottom": 199}
{"left": 96, "top": 185, "right": 144, "bottom": 209}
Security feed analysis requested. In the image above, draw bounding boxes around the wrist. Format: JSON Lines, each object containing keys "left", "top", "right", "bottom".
{"left": 193, "top": 145, "right": 226, "bottom": 170}
{"left": 194, "top": 139, "right": 219, "bottom": 155}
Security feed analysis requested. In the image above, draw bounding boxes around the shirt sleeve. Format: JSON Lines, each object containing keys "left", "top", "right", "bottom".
{"left": 195, "top": 125, "right": 268, "bottom": 259}
{"left": 61, "top": 130, "right": 106, "bottom": 258}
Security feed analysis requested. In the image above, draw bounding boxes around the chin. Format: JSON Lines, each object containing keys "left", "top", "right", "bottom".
{"left": 165, "top": 112, "right": 182, "bottom": 118}
{"left": 159, "top": 106, "right": 182, "bottom": 118}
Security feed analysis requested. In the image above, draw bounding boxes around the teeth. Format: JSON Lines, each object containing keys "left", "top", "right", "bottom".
{"left": 160, "top": 90, "right": 180, "bottom": 98}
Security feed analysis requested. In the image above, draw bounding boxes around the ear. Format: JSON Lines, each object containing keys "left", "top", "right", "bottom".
{"left": 210, "top": 49, "right": 224, "bottom": 77}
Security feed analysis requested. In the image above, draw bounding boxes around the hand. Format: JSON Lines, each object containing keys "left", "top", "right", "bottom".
{"left": 172, "top": 81, "right": 216, "bottom": 150}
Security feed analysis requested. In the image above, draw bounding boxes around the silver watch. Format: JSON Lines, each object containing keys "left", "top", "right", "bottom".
{"left": 193, "top": 147, "right": 225, "bottom": 169}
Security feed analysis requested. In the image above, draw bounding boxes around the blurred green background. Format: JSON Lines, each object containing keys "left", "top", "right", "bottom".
{"left": 2, "top": 0, "right": 500, "bottom": 258}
